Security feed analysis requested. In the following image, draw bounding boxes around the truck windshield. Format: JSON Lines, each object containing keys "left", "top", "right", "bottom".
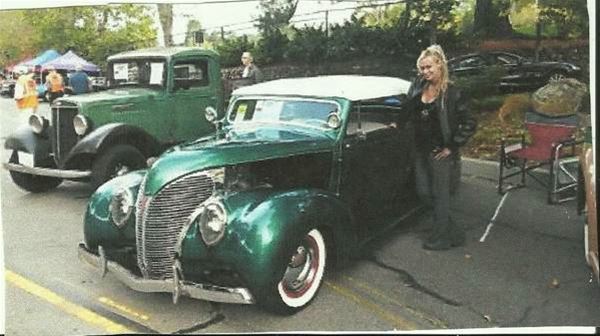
{"left": 107, "top": 59, "right": 165, "bottom": 88}
{"left": 228, "top": 98, "right": 338, "bottom": 129}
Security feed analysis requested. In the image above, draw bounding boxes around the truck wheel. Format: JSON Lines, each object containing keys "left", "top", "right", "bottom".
{"left": 260, "top": 228, "right": 327, "bottom": 315}
{"left": 8, "top": 151, "right": 62, "bottom": 193}
{"left": 91, "top": 145, "right": 146, "bottom": 189}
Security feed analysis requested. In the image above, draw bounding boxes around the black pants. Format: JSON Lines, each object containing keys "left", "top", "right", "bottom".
{"left": 414, "top": 150, "right": 464, "bottom": 243}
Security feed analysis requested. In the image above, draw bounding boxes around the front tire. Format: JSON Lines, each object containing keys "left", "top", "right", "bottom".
{"left": 548, "top": 72, "right": 566, "bottom": 82}
{"left": 261, "top": 228, "right": 327, "bottom": 315}
{"left": 91, "top": 145, "right": 146, "bottom": 189}
{"left": 8, "top": 151, "right": 62, "bottom": 193}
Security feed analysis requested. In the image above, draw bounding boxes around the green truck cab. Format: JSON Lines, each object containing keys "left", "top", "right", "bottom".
{"left": 3, "top": 47, "right": 224, "bottom": 192}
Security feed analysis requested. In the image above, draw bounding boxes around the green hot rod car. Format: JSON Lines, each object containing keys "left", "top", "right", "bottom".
{"left": 78, "top": 75, "right": 419, "bottom": 314}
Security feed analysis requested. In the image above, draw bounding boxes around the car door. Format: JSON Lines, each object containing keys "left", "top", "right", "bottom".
{"left": 492, "top": 52, "right": 527, "bottom": 88}
{"left": 449, "top": 55, "right": 487, "bottom": 79}
{"left": 338, "top": 103, "right": 414, "bottom": 239}
{"left": 168, "top": 57, "right": 220, "bottom": 142}
{"left": 107, "top": 59, "right": 173, "bottom": 142}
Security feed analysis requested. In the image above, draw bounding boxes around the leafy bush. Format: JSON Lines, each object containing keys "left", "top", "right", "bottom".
{"left": 453, "top": 65, "right": 505, "bottom": 98}
{"left": 214, "top": 36, "right": 254, "bottom": 67}
{"left": 254, "top": 30, "right": 289, "bottom": 64}
{"left": 285, "top": 26, "right": 328, "bottom": 63}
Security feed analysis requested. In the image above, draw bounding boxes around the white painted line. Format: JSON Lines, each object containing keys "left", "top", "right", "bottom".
{"left": 480, "top": 192, "right": 509, "bottom": 243}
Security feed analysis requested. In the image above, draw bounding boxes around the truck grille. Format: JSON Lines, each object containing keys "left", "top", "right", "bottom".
{"left": 51, "top": 103, "right": 79, "bottom": 165}
{"left": 135, "top": 171, "right": 216, "bottom": 279}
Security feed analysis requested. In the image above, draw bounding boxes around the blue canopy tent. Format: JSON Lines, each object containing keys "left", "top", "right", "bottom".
{"left": 19, "top": 49, "right": 61, "bottom": 68}
{"left": 41, "top": 50, "right": 100, "bottom": 73}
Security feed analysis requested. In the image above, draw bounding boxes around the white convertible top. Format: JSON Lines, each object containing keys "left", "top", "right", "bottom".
{"left": 232, "top": 75, "right": 411, "bottom": 101}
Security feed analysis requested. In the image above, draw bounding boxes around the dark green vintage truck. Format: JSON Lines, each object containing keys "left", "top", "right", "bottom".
{"left": 3, "top": 47, "right": 225, "bottom": 192}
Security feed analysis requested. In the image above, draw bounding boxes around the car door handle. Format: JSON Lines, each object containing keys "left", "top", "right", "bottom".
{"left": 112, "top": 103, "right": 134, "bottom": 111}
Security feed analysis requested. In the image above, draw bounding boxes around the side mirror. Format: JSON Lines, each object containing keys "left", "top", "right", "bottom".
{"left": 205, "top": 106, "right": 218, "bottom": 123}
{"left": 326, "top": 112, "right": 342, "bottom": 129}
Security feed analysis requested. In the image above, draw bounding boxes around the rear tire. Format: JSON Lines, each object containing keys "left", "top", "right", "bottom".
{"left": 91, "top": 145, "right": 146, "bottom": 190}
{"left": 548, "top": 72, "right": 566, "bottom": 82}
{"left": 260, "top": 228, "right": 327, "bottom": 315}
{"left": 8, "top": 151, "right": 62, "bottom": 193}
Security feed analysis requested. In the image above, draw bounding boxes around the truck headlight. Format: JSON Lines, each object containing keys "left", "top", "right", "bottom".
{"left": 109, "top": 188, "right": 134, "bottom": 227}
{"left": 73, "top": 114, "right": 89, "bottom": 136}
{"left": 29, "top": 114, "right": 48, "bottom": 134}
{"left": 195, "top": 198, "right": 227, "bottom": 246}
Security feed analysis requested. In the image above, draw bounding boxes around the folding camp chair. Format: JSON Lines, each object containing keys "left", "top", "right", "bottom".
{"left": 498, "top": 111, "right": 581, "bottom": 204}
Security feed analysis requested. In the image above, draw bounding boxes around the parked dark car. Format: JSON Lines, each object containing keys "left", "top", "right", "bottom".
{"left": 0, "top": 78, "right": 16, "bottom": 97}
{"left": 78, "top": 75, "right": 420, "bottom": 314}
{"left": 448, "top": 51, "right": 581, "bottom": 91}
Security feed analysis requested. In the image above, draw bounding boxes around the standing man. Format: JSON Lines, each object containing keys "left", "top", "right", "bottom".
{"left": 69, "top": 64, "right": 91, "bottom": 94}
{"left": 241, "top": 51, "right": 264, "bottom": 85}
{"left": 44, "top": 65, "right": 64, "bottom": 103}
{"left": 13, "top": 69, "right": 39, "bottom": 114}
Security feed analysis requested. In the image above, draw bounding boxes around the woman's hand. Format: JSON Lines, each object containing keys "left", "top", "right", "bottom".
{"left": 433, "top": 147, "right": 451, "bottom": 160}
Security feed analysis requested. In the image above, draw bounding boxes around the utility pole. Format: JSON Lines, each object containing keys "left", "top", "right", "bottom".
{"left": 534, "top": 0, "right": 542, "bottom": 62}
{"left": 221, "top": 27, "right": 225, "bottom": 40}
{"left": 325, "top": 10, "right": 329, "bottom": 37}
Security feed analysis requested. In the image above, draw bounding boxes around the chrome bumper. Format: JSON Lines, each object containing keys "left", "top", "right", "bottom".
{"left": 78, "top": 243, "right": 255, "bottom": 305}
{"left": 3, "top": 162, "right": 91, "bottom": 179}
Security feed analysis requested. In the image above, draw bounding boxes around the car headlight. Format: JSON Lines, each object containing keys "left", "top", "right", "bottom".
{"left": 29, "top": 114, "right": 48, "bottom": 134}
{"left": 195, "top": 198, "right": 228, "bottom": 246}
{"left": 73, "top": 114, "right": 89, "bottom": 136}
{"left": 109, "top": 188, "right": 134, "bottom": 227}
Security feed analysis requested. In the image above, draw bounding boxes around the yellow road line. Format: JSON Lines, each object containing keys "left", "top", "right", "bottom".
{"left": 5, "top": 270, "right": 132, "bottom": 334}
{"left": 344, "top": 276, "right": 448, "bottom": 329}
{"left": 325, "top": 280, "right": 416, "bottom": 330}
{"left": 98, "top": 296, "right": 150, "bottom": 321}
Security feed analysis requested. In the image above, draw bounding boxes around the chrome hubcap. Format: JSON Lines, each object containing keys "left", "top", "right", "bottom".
{"left": 282, "top": 244, "right": 314, "bottom": 292}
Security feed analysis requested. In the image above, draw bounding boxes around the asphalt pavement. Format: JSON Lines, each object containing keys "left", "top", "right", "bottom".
{"left": 1, "top": 97, "right": 598, "bottom": 333}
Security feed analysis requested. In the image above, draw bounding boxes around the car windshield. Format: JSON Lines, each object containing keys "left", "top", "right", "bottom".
{"left": 228, "top": 98, "right": 339, "bottom": 129}
{"left": 107, "top": 58, "right": 165, "bottom": 88}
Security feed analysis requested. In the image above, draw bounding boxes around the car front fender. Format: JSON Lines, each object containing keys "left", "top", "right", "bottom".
{"left": 83, "top": 170, "right": 147, "bottom": 250}
{"left": 4, "top": 126, "right": 53, "bottom": 160}
{"left": 179, "top": 188, "right": 357, "bottom": 290}
{"left": 64, "top": 123, "right": 162, "bottom": 167}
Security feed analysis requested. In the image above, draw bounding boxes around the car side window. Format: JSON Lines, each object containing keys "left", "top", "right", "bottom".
{"left": 173, "top": 59, "right": 209, "bottom": 90}
{"left": 494, "top": 54, "right": 519, "bottom": 65}
{"left": 346, "top": 100, "right": 402, "bottom": 135}
{"left": 456, "top": 56, "right": 485, "bottom": 68}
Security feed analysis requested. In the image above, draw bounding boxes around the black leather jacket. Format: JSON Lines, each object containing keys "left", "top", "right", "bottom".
{"left": 406, "top": 75, "right": 477, "bottom": 153}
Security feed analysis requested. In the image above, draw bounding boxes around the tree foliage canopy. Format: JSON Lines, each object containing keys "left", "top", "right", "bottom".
{"left": 0, "top": 5, "right": 157, "bottom": 69}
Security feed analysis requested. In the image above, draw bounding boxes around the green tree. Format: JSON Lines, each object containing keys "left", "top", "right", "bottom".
{"left": 157, "top": 4, "right": 174, "bottom": 47}
{"left": 0, "top": 11, "right": 38, "bottom": 67}
{"left": 254, "top": 0, "right": 298, "bottom": 63}
{"left": 473, "top": 0, "right": 513, "bottom": 37}
{"left": 539, "top": 0, "right": 589, "bottom": 38}
{"left": 14, "top": 5, "right": 157, "bottom": 69}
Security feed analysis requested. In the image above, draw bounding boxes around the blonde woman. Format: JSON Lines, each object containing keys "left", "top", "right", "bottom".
{"left": 406, "top": 45, "right": 477, "bottom": 250}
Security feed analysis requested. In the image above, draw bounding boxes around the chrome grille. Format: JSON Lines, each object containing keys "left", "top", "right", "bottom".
{"left": 51, "top": 103, "right": 79, "bottom": 164}
{"left": 136, "top": 171, "right": 215, "bottom": 279}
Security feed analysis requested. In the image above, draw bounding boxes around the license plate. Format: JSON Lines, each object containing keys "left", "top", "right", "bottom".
{"left": 18, "top": 152, "right": 34, "bottom": 167}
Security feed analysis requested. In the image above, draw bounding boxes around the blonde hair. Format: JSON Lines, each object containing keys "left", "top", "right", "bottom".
{"left": 416, "top": 44, "right": 450, "bottom": 93}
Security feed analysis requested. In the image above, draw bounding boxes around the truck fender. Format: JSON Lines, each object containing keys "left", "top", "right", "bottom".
{"left": 200, "top": 188, "right": 356, "bottom": 289}
{"left": 3, "top": 126, "right": 53, "bottom": 160}
{"left": 65, "top": 123, "right": 162, "bottom": 165}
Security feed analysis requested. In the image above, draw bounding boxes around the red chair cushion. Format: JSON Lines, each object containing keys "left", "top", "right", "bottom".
{"left": 509, "top": 122, "right": 576, "bottom": 162}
